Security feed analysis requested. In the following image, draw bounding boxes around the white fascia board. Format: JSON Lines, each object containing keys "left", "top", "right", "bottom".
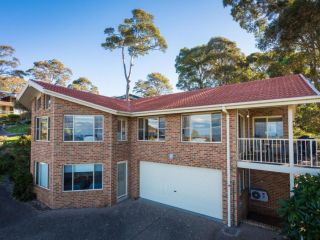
{"left": 299, "top": 74, "right": 320, "bottom": 95}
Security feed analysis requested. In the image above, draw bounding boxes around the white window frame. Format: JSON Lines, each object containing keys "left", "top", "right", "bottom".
{"left": 117, "top": 161, "right": 128, "bottom": 199}
{"left": 62, "top": 163, "right": 103, "bottom": 192}
{"left": 117, "top": 118, "right": 128, "bottom": 141}
{"left": 63, "top": 115, "right": 104, "bottom": 142}
{"left": 252, "top": 115, "right": 284, "bottom": 139}
{"left": 35, "top": 162, "right": 49, "bottom": 190}
{"left": 35, "top": 116, "right": 50, "bottom": 141}
{"left": 137, "top": 116, "right": 165, "bottom": 142}
{"left": 181, "top": 112, "right": 222, "bottom": 143}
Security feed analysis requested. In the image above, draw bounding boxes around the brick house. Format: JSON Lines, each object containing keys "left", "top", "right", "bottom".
{"left": 17, "top": 74, "right": 320, "bottom": 226}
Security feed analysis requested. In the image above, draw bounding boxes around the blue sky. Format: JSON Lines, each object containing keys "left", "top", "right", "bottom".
{"left": 1, "top": 0, "right": 259, "bottom": 96}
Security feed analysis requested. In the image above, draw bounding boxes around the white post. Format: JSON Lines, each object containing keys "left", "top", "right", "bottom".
{"left": 288, "top": 105, "right": 295, "bottom": 195}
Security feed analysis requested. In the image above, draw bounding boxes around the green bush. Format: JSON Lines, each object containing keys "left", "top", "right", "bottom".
{"left": 7, "top": 114, "right": 20, "bottom": 123}
{"left": 0, "top": 135, "right": 35, "bottom": 201}
{"left": 278, "top": 174, "right": 320, "bottom": 240}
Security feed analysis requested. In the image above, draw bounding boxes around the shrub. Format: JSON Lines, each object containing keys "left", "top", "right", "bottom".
{"left": 7, "top": 114, "right": 20, "bottom": 123}
{"left": 0, "top": 135, "right": 35, "bottom": 201}
{"left": 278, "top": 174, "right": 320, "bottom": 240}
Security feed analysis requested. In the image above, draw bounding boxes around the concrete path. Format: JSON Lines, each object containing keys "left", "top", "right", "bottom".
{"left": 0, "top": 179, "right": 283, "bottom": 240}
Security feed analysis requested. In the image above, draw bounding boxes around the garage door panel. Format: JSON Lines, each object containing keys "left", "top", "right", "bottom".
{"left": 140, "top": 161, "right": 222, "bottom": 219}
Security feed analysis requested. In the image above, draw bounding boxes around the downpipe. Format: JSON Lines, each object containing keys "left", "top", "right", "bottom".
{"left": 222, "top": 106, "right": 231, "bottom": 227}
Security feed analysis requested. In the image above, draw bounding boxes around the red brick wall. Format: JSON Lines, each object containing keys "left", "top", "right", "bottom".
{"left": 249, "top": 170, "right": 290, "bottom": 217}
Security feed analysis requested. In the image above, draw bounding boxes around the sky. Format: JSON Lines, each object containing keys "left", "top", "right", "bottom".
{"left": 1, "top": 0, "right": 259, "bottom": 96}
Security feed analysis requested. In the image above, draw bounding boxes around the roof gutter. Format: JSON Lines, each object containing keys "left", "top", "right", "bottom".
{"left": 222, "top": 106, "right": 232, "bottom": 227}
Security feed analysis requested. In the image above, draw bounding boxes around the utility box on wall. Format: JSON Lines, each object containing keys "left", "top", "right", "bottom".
{"left": 250, "top": 189, "right": 269, "bottom": 202}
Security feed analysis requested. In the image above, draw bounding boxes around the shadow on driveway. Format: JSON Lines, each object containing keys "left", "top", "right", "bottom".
{"left": 0, "top": 180, "right": 283, "bottom": 240}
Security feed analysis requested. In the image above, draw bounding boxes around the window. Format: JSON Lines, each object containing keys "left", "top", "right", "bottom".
{"left": 63, "top": 115, "right": 103, "bottom": 142}
{"left": 63, "top": 164, "right": 103, "bottom": 191}
{"left": 182, "top": 113, "right": 221, "bottom": 142}
{"left": 44, "top": 95, "right": 51, "bottom": 109}
{"left": 238, "top": 169, "right": 246, "bottom": 193}
{"left": 35, "top": 162, "right": 49, "bottom": 189}
{"left": 117, "top": 118, "right": 128, "bottom": 141}
{"left": 35, "top": 96, "right": 41, "bottom": 111}
{"left": 138, "top": 117, "right": 165, "bottom": 141}
{"left": 254, "top": 117, "right": 283, "bottom": 138}
{"left": 36, "top": 117, "right": 50, "bottom": 141}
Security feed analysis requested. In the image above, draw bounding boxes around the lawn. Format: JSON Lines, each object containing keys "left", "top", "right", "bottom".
{"left": 5, "top": 124, "right": 30, "bottom": 134}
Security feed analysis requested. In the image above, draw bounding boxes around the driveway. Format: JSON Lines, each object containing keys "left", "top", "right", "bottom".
{"left": 0, "top": 179, "right": 283, "bottom": 240}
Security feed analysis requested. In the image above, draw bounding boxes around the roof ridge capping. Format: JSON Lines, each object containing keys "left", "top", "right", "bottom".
{"left": 299, "top": 74, "right": 320, "bottom": 95}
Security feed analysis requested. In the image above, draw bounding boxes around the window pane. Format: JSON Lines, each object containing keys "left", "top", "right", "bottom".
{"left": 40, "top": 118, "right": 48, "bottom": 140}
{"left": 267, "top": 118, "right": 283, "bottom": 138}
{"left": 39, "top": 163, "right": 48, "bottom": 188}
{"left": 94, "top": 129, "right": 103, "bottom": 141}
{"left": 159, "top": 128, "right": 165, "bottom": 140}
{"left": 182, "top": 128, "right": 190, "bottom": 141}
{"left": 138, "top": 129, "right": 144, "bottom": 140}
{"left": 35, "top": 162, "right": 39, "bottom": 185}
{"left": 190, "top": 114, "right": 211, "bottom": 142}
{"left": 159, "top": 117, "right": 165, "bottom": 129}
{"left": 117, "top": 120, "right": 122, "bottom": 140}
{"left": 212, "top": 114, "right": 221, "bottom": 142}
{"left": 94, "top": 164, "right": 102, "bottom": 189}
{"left": 117, "top": 163, "right": 127, "bottom": 197}
{"left": 94, "top": 116, "right": 103, "bottom": 129}
{"left": 64, "top": 116, "right": 73, "bottom": 128}
{"left": 74, "top": 116, "right": 94, "bottom": 141}
{"left": 73, "top": 164, "right": 94, "bottom": 190}
{"left": 36, "top": 118, "right": 40, "bottom": 140}
{"left": 182, "top": 116, "right": 190, "bottom": 129}
{"left": 146, "top": 118, "right": 158, "bottom": 140}
{"left": 138, "top": 118, "right": 144, "bottom": 129}
{"left": 64, "top": 129, "right": 73, "bottom": 141}
{"left": 63, "top": 165, "right": 73, "bottom": 191}
{"left": 254, "top": 118, "right": 267, "bottom": 138}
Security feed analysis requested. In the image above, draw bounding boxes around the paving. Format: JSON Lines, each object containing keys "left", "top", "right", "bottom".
{"left": 0, "top": 179, "right": 283, "bottom": 240}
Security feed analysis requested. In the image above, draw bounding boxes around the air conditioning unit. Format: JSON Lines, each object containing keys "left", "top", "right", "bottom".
{"left": 250, "top": 189, "right": 269, "bottom": 202}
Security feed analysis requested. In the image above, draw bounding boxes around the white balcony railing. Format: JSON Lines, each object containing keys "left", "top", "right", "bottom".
{"left": 238, "top": 138, "right": 320, "bottom": 168}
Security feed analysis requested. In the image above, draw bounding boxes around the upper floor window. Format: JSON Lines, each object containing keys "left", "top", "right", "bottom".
{"left": 36, "top": 116, "right": 50, "bottom": 141}
{"left": 254, "top": 116, "right": 283, "bottom": 138}
{"left": 35, "top": 162, "right": 49, "bottom": 189}
{"left": 35, "top": 96, "right": 41, "bottom": 111}
{"left": 44, "top": 95, "right": 51, "bottom": 109}
{"left": 138, "top": 117, "right": 165, "bottom": 141}
{"left": 117, "top": 118, "right": 128, "bottom": 141}
{"left": 182, "top": 113, "right": 221, "bottom": 143}
{"left": 63, "top": 115, "right": 103, "bottom": 142}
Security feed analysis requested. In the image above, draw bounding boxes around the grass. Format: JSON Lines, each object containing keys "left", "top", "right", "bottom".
{"left": 5, "top": 124, "right": 30, "bottom": 134}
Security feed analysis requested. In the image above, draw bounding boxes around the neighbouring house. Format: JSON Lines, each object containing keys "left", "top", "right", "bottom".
{"left": 0, "top": 91, "right": 24, "bottom": 116}
{"left": 17, "top": 74, "right": 320, "bottom": 227}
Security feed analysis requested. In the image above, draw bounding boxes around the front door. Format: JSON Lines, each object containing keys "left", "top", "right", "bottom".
{"left": 117, "top": 161, "right": 127, "bottom": 200}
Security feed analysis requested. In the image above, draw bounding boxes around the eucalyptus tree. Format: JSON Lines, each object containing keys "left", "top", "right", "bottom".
{"left": 68, "top": 77, "right": 99, "bottom": 94}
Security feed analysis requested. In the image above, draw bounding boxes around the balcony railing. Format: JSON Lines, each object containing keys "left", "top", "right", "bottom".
{"left": 238, "top": 138, "right": 320, "bottom": 168}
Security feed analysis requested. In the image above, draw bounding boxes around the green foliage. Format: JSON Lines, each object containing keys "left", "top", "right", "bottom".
{"left": 175, "top": 37, "right": 259, "bottom": 90}
{"left": 278, "top": 174, "right": 320, "bottom": 240}
{"left": 295, "top": 104, "right": 320, "bottom": 136}
{"left": 101, "top": 9, "right": 168, "bottom": 100}
{"left": 68, "top": 77, "right": 99, "bottom": 94}
{"left": 133, "top": 72, "right": 173, "bottom": 97}
{"left": 0, "top": 45, "right": 26, "bottom": 93}
{"left": 223, "top": 0, "right": 320, "bottom": 85}
{"left": 0, "top": 136, "right": 35, "bottom": 201}
{"left": 27, "top": 59, "right": 73, "bottom": 86}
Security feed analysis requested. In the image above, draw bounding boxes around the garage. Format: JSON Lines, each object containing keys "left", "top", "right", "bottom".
{"left": 140, "top": 161, "right": 223, "bottom": 219}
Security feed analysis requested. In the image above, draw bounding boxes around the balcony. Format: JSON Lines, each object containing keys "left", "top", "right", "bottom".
{"left": 238, "top": 138, "right": 320, "bottom": 168}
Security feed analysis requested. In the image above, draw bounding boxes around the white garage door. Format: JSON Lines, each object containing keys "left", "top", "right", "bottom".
{"left": 140, "top": 161, "right": 222, "bottom": 219}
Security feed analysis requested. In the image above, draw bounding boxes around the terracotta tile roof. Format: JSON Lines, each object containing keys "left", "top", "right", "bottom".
{"left": 33, "top": 74, "right": 318, "bottom": 113}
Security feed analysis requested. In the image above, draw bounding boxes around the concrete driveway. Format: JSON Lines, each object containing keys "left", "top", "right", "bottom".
{"left": 0, "top": 179, "right": 283, "bottom": 240}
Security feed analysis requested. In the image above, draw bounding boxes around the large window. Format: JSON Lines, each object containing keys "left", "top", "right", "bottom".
{"left": 36, "top": 117, "right": 50, "bottom": 141}
{"left": 117, "top": 118, "right": 128, "bottom": 141}
{"left": 254, "top": 117, "right": 283, "bottom": 138}
{"left": 63, "top": 164, "right": 103, "bottom": 191}
{"left": 138, "top": 117, "right": 165, "bottom": 141}
{"left": 63, "top": 115, "right": 103, "bottom": 142}
{"left": 182, "top": 113, "right": 221, "bottom": 142}
{"left": 35, "top": 162, "right": 49, "bottom": 189}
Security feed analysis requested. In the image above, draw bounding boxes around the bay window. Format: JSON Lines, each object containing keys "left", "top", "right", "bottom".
{"left": 138, "top": 117, "right": 165, "bottom": 141}
{"left": 63, "top": 164, "right": 103, "bottom": 191}
{"left": 36, "top": 116, "right": 50, "bottom": 141}
{"left": 63, "top": 115, "right": 103, "bottom": 142}
{"left": 182, "top": 113, "right": 221, "bottom": 142}
{"left": 117, "top": 118, "right": 128, "bottom": 141}
{"left": 254, "top": 117, "right": 283, "bottom": 138}
{"left": 35, "top": 162, "right": 49, "bottom": 189}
